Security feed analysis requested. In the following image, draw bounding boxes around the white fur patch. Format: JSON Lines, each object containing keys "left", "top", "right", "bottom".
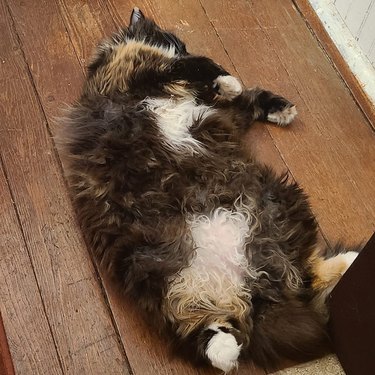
{"left": 144, "top": 98, "right": 214, "bottom": 154}
{"left": 342, "top": 251, "right": 358, "bottom": 272}
{"left": 165, "top": 204, "right": 257, "bottom": 320}
{"left": 214, "top": 75, "right": 243, "bottom": 100}
{"left": 150, "top": 43, "right": 177, "bottom": 58}
{"left": 189, "top": 208, "right": 250, "bottom": 285}
{"left": 206, "top": 323, "right": 242, "bottom": 373}
{"left": 164, "top": 199, "right": 261, "bottom": 338}
{"left": 267, "top": 105, "right": 297, "bottom": 126}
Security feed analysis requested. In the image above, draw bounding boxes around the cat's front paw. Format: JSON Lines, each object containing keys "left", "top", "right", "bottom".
{"left": 267, "top": 96, "right": 297, "bottom": 126}
{"left": 214, "top": 75, "right": 243, "bottom": 100}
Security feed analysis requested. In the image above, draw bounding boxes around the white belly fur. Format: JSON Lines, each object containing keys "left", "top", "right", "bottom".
{"left": 144, "top": 97, "right": 215, "bottom": 155}
{"left": 164, "top": 205, "right": 256, "bottom": 336}
{"left": 189, "top": 208, "right": 250, "bottom": 287}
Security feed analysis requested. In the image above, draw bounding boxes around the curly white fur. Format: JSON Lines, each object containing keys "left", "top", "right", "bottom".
{"left": 144, "top": 98, "right": 214, "bottom": 154}
{"left": 164, "top": 198, "right": 261, "bottom": 337}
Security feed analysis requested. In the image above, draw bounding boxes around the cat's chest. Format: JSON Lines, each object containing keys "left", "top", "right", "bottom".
{"left": 143, "top": 97, "right": 215, "bottom": 154}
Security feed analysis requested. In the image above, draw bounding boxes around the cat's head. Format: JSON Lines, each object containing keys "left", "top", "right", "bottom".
{"left": 126, "top": 8, "right": 188, "bottom": 56}
{"left": 86, "top": 8, "right": 188, "bottom": 93}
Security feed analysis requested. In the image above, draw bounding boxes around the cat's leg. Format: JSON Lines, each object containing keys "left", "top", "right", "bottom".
{"left": 225, "top": 87, "right": 297, "bottom": 127}
{"left": 161, "top": 209, "right": 253, "bottom": 371}
{"left": 177, "top": 319, "right": 247, "bottom": 372}
{"left": 110, "top": 217, "right": 250, "bottom": 371}
{"left": 308, "top": 244, "right": 360, "bottom": 317}
{"left": 164, "top": 270, "right": 251, "bottom": 371}
{"left": 169, "top": 56, "right": 229, "bottom": 84}
{"left": 169, "top": 56, "right": 295, "bottom": 127}
{"left": 203, "top": 323, "right": 243, "bottom": 372}
{"left": 170, "top": 314, "right": 249, "bottom": 372}
{"left": 168, "top": 56, "right": 244, "bottom": 102}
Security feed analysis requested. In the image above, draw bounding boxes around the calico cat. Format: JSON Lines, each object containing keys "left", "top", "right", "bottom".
{"left": 58, "top": 8, "right": 360, "bottom": 372}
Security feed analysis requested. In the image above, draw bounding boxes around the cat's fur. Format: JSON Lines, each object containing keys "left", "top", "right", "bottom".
{"left": 57, "top": 8, "right": 360, "bottom": 372}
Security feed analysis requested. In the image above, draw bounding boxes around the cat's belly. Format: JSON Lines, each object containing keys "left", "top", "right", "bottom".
{"left": 164, "top": 205, "right": 257, "bottom": 334}
{"left": 189, "top": 207, "right": 251, "bottom": 286}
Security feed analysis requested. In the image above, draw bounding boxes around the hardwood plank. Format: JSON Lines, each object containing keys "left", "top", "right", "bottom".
{"left": 252, "top": 0, "right": 375, "bottom": 242}
{"left": 1, "top": 1, "right": 129, "bottom": 373}
{"left": 0, "top": 164, "right": 61, "bottom": 375}
{"left": 5, "top": 0, "right": 84, "bottom": 118}
{"left": 55, "top": 0, "right": 116, "bottom": 66}
{"left": 200, "top": 0, "right": 375, "bottom": 245}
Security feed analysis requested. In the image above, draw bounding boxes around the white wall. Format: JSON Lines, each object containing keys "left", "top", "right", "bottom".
{"left": 308, "top": 0, "right": 375, "bottom": 104}
{"left": 334, "top": 0, "right": 375, "bottom": 68}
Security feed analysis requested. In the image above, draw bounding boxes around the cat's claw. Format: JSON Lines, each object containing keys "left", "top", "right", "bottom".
{"left": 267, "top": 105, "right": 297, "bottom": 126}
{"left": 214, "top": 75, "right": 243, "bottom": 100}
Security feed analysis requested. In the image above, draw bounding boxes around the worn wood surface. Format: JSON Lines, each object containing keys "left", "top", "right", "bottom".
{"left": 1, "top": 0, "right": 129, "bottom": 374}
{"left": 1, "top": 0, "right": 374, "bottom": 374}
{"left": 0, "top": 166, "right": 55, "bottom": 375}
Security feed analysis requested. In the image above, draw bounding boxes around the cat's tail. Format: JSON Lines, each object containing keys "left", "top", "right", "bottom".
{"left": 248, "top": 243, "right": 361, "bottom": 371}
{"left": 249, "top": 297, "right": 330, "bottom": 372}
{"left": 308, "top": 243, "right": 361, "bottom": 318}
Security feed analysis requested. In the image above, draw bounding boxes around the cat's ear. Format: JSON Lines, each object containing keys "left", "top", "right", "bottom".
{"left": 130, "top": 7, "right": 145, "bottom": 27}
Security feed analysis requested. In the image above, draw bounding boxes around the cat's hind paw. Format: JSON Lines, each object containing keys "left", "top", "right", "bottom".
{"left": 205, "top": 324, "right": 242, "bottom": 373}
{"left": 267, "top": 104, "right": 297, "bottom": 127}
{"left": 214, "top": 75, "right": 243, "bottom": 100}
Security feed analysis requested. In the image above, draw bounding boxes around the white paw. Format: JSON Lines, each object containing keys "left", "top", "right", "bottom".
{"left": 342, "top": 251, "right": 358, "bottom": 273}
{"left": 214, "top": 75, "right": 243, "bottom": 100}
{"left": 205, "top": 324, "right": 242, "bottom": 373}
{"left": 267, "top": 105, "right": 297, "bottom": 126}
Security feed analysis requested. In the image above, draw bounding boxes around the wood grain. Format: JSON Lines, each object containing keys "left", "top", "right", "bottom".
{"left": 0, "top": 164, "right": 60, "bottom": 375}
{"left": 55, "top": 0, "right": 116, "bottom": 67}
{"left": 1, "top": 1, "right": 129, "bottom": 373}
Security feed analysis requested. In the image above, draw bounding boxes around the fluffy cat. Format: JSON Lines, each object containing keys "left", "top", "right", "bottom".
{"left": 57, "top": 8, "right": 360, "bottom": 372}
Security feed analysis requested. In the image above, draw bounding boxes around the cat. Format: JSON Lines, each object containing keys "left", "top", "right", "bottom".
{"left": 57, "top": 7, "right": 360, "bottom": 373}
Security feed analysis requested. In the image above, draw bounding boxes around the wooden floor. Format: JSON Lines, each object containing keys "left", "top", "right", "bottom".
{"left": 1, "top": 0, "right": 374, "bottom": 374}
